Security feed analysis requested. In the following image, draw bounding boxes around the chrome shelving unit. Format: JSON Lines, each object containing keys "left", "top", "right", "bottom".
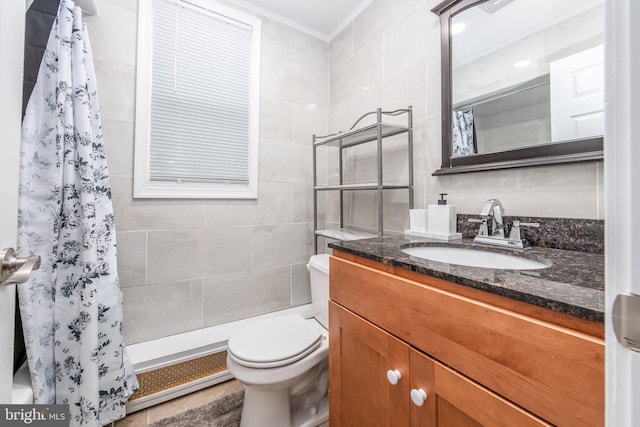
{"left": 312, "top": 106, "right": 414, "bottom": 253}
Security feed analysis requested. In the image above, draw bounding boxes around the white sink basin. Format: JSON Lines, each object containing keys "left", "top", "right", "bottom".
{"left": 402, "top": 246, "right": 549, "bottom": 270}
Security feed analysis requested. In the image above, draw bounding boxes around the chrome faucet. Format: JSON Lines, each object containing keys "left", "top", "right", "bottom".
{"left": 469, "top": 199, "right": 539, "bottom": 249}
{"left": 480, "top": 198, "right": 505, "bottom": 238}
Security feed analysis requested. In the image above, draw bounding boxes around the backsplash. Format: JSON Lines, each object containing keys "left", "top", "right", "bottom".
{"left": 457, "top": 215, "right": 604, "bottom": 254}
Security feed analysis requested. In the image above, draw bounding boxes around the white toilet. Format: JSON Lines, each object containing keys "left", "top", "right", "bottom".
{"left": 226, "top": 254, "right": 330, "bottom": 427}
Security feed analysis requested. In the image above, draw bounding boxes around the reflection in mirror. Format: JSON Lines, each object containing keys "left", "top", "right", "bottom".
{"left": 432, "top": 0, "right": 604, "bottom": 174}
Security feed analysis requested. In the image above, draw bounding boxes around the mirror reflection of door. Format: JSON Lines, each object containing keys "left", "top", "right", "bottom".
{"left": 450, "top": 0, "right": 604, "bottom": 158}
{"left": 550, "top": 44, "right": 604, "bottom": 142}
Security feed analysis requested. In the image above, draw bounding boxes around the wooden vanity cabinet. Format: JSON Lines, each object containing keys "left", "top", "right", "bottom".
{"left": 329, "top": 254, "right": 604, "bottom": 427}
{"left": 329, "top": 300, "right": 411, "bottom": 426}
{"left": 330, "top": 302, "right": 550, "bottom": 427}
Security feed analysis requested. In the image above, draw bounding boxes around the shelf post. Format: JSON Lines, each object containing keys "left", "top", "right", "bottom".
{"left": 312, "top": 134, "right": 318, "bottom": 254}
{"left": 339, "top": 136, "right": 344, "bottom": 230}
{"left": 376, "top": 107, "right": 384, "bottom": 237}
{"left": 408, "top": 105, "right": 414, "bottom": 209}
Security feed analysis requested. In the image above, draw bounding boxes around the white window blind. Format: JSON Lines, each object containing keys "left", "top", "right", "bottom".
{"left": 134, "top": 0, "right": 261, "bottom": 198}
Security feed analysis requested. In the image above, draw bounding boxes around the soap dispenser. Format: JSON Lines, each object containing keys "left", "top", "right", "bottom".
{"left": 426, "top": 193, "right": 462, "bottom": 241}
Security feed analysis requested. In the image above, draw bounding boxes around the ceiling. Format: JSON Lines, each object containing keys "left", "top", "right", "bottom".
{"left": 227, "top": 0, "right": 373, "bottom": 41}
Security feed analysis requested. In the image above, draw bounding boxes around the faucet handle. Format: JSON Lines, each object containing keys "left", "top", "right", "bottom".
{"left": 509, "top": 221, "right": 540, "bottom": 240}
{"left": 516, "top": 221, "right": 540, "bottom": 228}
{"left": 468, "top": 218, "right": 489, "bottom": 236}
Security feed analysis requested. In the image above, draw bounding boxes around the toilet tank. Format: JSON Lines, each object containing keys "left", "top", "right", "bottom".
{"left": 308, "top": 254, "right": 330, "bottom": 329}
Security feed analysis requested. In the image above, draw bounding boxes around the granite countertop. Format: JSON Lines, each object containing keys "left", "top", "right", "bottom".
{"left": 328, "top": 235, "right": 604, "bottom": 323}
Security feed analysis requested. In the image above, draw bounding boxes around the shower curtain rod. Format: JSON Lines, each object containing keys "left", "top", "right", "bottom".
{"left": 25, "top": 0, "right": 99, "bottom": 15}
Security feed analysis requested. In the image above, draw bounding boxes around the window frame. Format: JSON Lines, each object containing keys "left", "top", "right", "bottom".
{"left": 134, "top": 0, "right": 261, "bottom": 199}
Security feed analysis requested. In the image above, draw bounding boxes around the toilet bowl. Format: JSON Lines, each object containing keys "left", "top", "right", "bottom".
{"left": 226, "top": 254, "right": 330, "bottom": 427}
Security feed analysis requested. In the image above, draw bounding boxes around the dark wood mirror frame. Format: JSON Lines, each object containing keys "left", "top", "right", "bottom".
{"left": 431, "top": 0, "right": 604, "bottom": 176}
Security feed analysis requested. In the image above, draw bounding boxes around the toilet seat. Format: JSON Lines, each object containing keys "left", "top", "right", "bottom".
{"left": 227, "top": 314, "right": 323, "bottom": 369}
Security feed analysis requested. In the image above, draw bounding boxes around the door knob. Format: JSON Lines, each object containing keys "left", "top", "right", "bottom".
{"left": 386, "top": 369, "right": 402, "bottom": 385}
{"left": 1, "top": 247, "right": 41, "bottom": 286}
{"left": 410, "top": 388, "right": 427, "bottom": 406}
{"left": 613, "top": 293, "right": 640, "bottom": 352}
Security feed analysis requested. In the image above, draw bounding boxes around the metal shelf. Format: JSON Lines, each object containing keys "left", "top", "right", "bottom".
{"left": 313, "top": 123, "right": 409, "bottom": 148}
{"left": 314, "top": 183, "right": 411, "bottom": 191}
{"left": 312, "top": 107, "right": 414, "bottom": 253}
{"left": 315, "top": 228, "right": 378, "bottom": 241}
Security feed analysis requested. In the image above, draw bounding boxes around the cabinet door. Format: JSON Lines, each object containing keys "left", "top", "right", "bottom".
{"left": 329, "top": 301, "right": 410, "bottom": 427}
{"left": 409, "top": 348, "right": 551, "bottom": 427}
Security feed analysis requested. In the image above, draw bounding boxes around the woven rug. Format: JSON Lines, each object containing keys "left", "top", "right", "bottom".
{"left": 149, "top": 390, "right": 244, "bottom": 427}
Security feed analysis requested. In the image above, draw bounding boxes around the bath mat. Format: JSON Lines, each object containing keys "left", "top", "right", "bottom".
{"left": 149, "top": 390, "right": 244, "bottom": 427}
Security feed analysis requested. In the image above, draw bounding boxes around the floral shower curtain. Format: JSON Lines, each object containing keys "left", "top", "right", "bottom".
{"left": 17, "top": 0, "right": 138, "bottom": 425}
{"left": 452, "top": 108, "right": 477, "bottom": 157}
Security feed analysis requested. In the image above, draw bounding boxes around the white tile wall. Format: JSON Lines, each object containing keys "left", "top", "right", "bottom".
{"left": 84, "top": 1, "right": 137, "bottom": 66}
{"left": 382, "top": 3, "right": 431, "bottom": 79}
{"left": 91, "top": 0, "right": 328, "bottom": 344}
{"left": 291, "top": 262, "right": 313, "bottom": 305}
{"left": 330, "top": 37, "right": 383, "bottom": 108}
{"left": 327, "top": 0, "right": 605, "bottom": 235}
{"left": 436, "top": 162, "right": 602, "bottom": 218}
{"left": 122, "top": 279, "right": 203, "bottom": 343}
{"left": 146, "top": 227, "right": 254, "bottom": 284}
{"left": 205, "top": 182, "right": 293, "bottom": 227}
{"left": 253, "top": 223, "right": 314, "bottom": 269}
{"left": 293, "top": 105, "right": 328, "bottom": 144}
{"left": 115, "top": 231, "right": 146, "bottom": 288}
{"left": 93, "top": 59, "right": 135, "bottom": 122}
{"left": 101, "top": 119, "right": 134, "bottom": 176}
{"left": 259, "top": 139, "right": 315, "bottom": 183}
{"left": 110, "top": 176, "right": 207, "bottom": 231}
{"left": 92, "top": 0, "right": 604, "bottom": 345}
{"left": 329, "top": 25, "right": 354, "bottom": 73}
{"left": 202, "top": 267, "right": 291, "bottom": 326}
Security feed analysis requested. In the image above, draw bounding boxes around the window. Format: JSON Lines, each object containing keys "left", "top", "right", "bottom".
{"left": 134, "top": 0, "right": 261, "bottom": 198}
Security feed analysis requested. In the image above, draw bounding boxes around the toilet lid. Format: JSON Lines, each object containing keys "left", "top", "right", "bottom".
{"left": 227, "top": 314, "right": 322, "bottom": 368}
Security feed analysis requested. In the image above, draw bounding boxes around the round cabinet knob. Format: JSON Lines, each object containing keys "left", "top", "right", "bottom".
{"left": 386, "top": 369, "right": 402, "bottom": 385}
{"left": 410, "top": 388, "right": 427, "bottom": 407}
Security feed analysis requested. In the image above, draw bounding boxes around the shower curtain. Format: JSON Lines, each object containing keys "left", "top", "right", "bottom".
{"left": 17, "top": 0, "right": 139, "bottom": 425}
{"left": 452, "top": 108, "right": 477, "bottom": 157}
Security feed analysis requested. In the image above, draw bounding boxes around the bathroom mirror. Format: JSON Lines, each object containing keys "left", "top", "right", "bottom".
{"left": 431, "top": 0, "right": 604, "bottom": 175}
